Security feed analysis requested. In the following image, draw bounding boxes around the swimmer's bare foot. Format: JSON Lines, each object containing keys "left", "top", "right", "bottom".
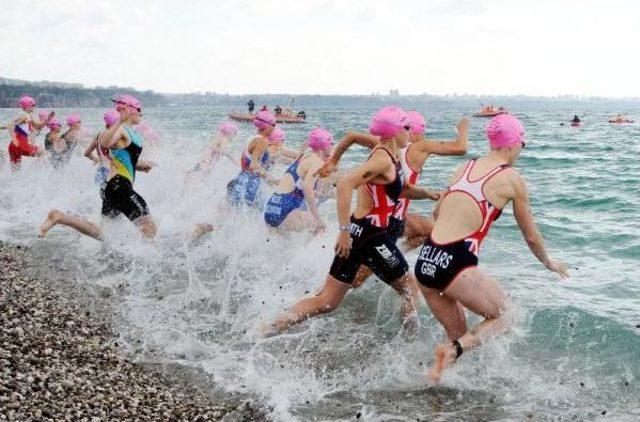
{"left": 39, "top": 209, "right": 61, "bottom": 237}
{"left": 189, "top": 223, "right": 215, "bottom": 243}
{"left": 259, "top": 321, "right": 279, "bottom": 338}
{"left": 428, "top": 343, "right": 458, "bottom": 385}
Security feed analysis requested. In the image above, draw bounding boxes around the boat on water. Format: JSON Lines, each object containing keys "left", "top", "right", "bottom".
{"left": 472, "top": 105, "right": 508, "bottom": 117}
{"left": 229, "top": 110, "right": 306, "bottom": 124}
{"left": 608, "top": 115, "right": 634, "bottom": 124}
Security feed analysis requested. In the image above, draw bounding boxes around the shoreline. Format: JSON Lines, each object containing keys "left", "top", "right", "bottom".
{"left": 0, "top": 241, "right": 265, "bottom": 421}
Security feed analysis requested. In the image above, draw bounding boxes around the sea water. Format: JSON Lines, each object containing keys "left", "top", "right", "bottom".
{"left": 1, "top": 101, "right": 639, "bottom": 421}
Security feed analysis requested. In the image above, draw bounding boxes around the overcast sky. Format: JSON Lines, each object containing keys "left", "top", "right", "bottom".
{"left": 1, "top": 0, "right": 638, "bottom": 96}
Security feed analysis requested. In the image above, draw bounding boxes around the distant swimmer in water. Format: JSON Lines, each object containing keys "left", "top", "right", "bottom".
{"left": 189, "top": 121, "right": 239, "bottom": 176}
{"left": 413, "top": 114, "right": 569, "bottom": 384}
{"left": 267, "top": 107, "right": 430, "bottom": 335}
{"left": 84, "top": 110, "right": 119, "bottom": 195}
{"left": 264, "top": 128, "right": 333, "bottom": 233}
{"left": 39, "top": 95, "right": 157, "bottom": 240}
{"left": 6, "top": 96, "right": 54, "bottom": 170}
{"left": 226, "top": 110, "right": 279, "bottom": 209}
{"left": 318, "top": 112, "right": 469, "bottom": 287}
{"left": 247, "top": 99, "right": 255, "bottom": 113}
{"left": 571, "top": 115, "right": 581, "bottom": 124}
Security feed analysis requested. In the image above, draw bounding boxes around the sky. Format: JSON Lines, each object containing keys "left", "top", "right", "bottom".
{"left": 1, "top": 0, "right": 639, "bottom": 97}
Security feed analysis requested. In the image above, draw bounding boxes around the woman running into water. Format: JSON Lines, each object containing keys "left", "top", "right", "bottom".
{"left": 263, "top": 128, "right": 333, "bottom": 233}
{"left": 226, "top": 110, "right": 279, "bottom": 208}
{"left": 189, "top": 122, "right": 239, "bottom": 175}
{"left": 319, "top": 112, "right": 469, "bottom": 286}
{"left": 44, "top": 118, "right": 62, "bottom": 153}
{"left": 6, "top": 96, "right": 53, "bottom": 169}
{"left": 84, "top": 110, "right": 119, "bottom": 194}
{"left": 43, "top": 118, "right": 70, "bottom": 169}
{"left": 267, "top": 107, "right": 430, "bottom": 334}
{"left": 39, "top": 95, "right": 157, "bottom": 240}
{"left": 60, "top": 114, "right": 82, "bottom": 156}
{"left": 413, "top": 114, "right": 569, "bottom": 384}
{"left": 266, "top": 127, "right": 300, "bottom": 165}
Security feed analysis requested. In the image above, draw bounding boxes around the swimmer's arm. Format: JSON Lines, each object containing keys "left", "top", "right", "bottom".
{"left": 513, "top": 175, "right": 567, "bottom": 277}
{"left": 401, "top": 184, "right": 440, "bottom": 201}
{"left": 31, "top": 111, "right": 54, "bottom": 131}
{"left": 416, "top": 117, "right": 469, "bottom": 157}
{"left": 248, "top": 137, "right": 268, "bottom": 175}
{"left": 302, "top": 163, "right": 322, "bottom": 223}
{"left": 330, "top": 131, "right": 380, "bottom": 166}
{"left": 83, "top": 136, "right": 100, "bottom": 164}
{"left": 336, "top": 153, "right": 389, "bottom": 225}
{"left": 335, "top": 155, "right": 388, "bottom": 257}
{"left": 279, "top": 145, "right": 300, "bottom": 160}
{"left": 101, "top": 108, "right": 134, "bottom": 148}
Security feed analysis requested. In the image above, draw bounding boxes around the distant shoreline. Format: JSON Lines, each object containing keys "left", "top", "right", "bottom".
{"left": 2, "top": 76, "right": 640, "bottom": 109}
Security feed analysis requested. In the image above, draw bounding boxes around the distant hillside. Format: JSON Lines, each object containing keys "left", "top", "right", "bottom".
{"left": 0, "top": 77, "right": 166, "bottom": 108}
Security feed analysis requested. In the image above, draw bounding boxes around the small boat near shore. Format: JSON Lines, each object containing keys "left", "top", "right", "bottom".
{"left": 228, "top": 110, "right": 306, "bottom": 124}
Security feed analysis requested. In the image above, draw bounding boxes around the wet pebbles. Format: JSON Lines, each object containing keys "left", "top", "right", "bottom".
{"left": 0, "top": 241, "right": 260, "bottom": 421}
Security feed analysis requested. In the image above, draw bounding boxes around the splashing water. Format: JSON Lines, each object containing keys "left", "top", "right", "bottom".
{"left": 1, "top": 103, "right": 639, "bottom": 420}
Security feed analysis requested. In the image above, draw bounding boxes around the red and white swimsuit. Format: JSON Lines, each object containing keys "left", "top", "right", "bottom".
{"left": 415, "top": 159, "right": 510, "bottom": 291}
{"left": 444, "top": 159, "right": 509, "bottom": 255}
{"left": 392, "top": 144, "right": 421, "bottom": 221}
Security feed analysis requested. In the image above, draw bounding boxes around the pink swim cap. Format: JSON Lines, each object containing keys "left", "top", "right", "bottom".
{"left": 103, "top": 110, "right": 120, "bottom": 127}
{"left": 369, "top": 106, "right": 409, "bottom": 139}
{"left": 307, "top": 127, "right": 333, "bottom": 151}
{"left": 47, "top": 118, "right": 61, "bottom": 130}
{"left": 219, "top": 122, "right": 238, "bottom": 137}
{"left": 268, "top": 127, "right": 285, "bottom": 144}
{"left": 406, "top": 111, "right": 426, "bottom": 135}
{"left": 66, "top": 114, "right": 81, "bottom": 127}
{"left": 112, "top": 94, "right": 142, "bottom": 111}
{"left": 19, "top": 96, "right": 36, "bottom": 109}
{"left": 253, "top": 110, "right": 276, "bottom": 130}
{"left": 486, "top": 114, "right": 526, "bottom": 149}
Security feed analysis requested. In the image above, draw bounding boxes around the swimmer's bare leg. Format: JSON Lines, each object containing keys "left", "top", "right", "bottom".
{"left": 390, "top": 273, "right": 420, "bottom": 335}
{"left": 267, "top": 275, "right": 350, "bottom": 334}
{"left": 402, "top": 213, "right": 434, "bottom": 252}
{"left": 280, "top": 210, "right": 316, "bottom": 233}
{"left": 418, "top": 284, "right": 467, "bottom": 341}
{"left": 39, "top": 209, "right": 102, "bottom": 239}
{"left": 351, "top": 265, "right": 373, "bottom": 288}
{"left": 427, "top": 267, "right": 508, "bottom": 384}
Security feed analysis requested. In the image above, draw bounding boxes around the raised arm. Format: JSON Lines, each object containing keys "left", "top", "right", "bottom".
{"left": 334, "top": 152, "right": 390, "bottom": 257}
{"left": 415, "top": 117, "right": 469, "bottom": 157}
{"left": 317, "top": 131, "right": 380, "bottom": 177}
{"left": 100, "top": 108, "right": 132, "bottom": 149}
{"left": 512, "top": 174, "right": 569, "bottom": 278}
{"left": 32, "top": 111, "right": 55, "bottom": 131}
